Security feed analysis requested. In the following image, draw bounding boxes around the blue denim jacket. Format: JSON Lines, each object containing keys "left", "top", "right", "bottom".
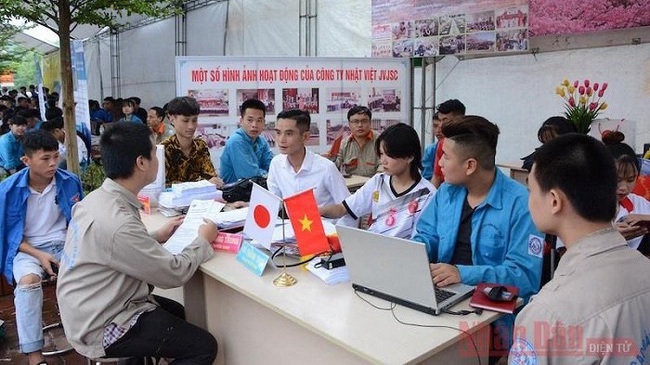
{"left": 0, "top": 168, "right": 83, "bottom": 283}
{"left": 220, "top": 127, "right": 273, "bottom": 184}
{"left": 413, "top": 169, "right": 543, "bottom": 301}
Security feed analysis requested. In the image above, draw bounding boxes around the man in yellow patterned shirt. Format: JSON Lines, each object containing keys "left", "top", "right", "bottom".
{"left": 161, "top": 97, "right": 223, "bottom": 187}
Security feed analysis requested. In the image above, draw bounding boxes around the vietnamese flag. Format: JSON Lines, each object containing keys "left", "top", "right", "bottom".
{"left": 244, "top": 183, "right": 282, "bottom": 249}
{"left": 283, "top": 189, "right": 329, "bottom": 255}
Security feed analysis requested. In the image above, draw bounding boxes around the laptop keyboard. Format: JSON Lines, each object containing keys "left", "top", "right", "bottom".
{"left": 435, "top": 287, "right": 455, "bottom": 303}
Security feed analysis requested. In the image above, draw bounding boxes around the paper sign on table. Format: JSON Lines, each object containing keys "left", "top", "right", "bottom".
{"left": 236, "top": 242, "right": 269, "bottom": 276}
{"left": 212, "top": 232, "right": 243, "bottom": 253}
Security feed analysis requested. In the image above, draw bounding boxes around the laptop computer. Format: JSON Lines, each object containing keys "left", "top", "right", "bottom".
{"left": 336, "top": 226, "right": 475, "bottom": 315}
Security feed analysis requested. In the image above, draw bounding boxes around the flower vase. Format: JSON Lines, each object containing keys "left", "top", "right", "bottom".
{"left": 569, "top": 115, "right": 595, "bottom": 135}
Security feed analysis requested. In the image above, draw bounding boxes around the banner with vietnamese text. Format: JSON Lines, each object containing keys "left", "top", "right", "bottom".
{"left": 176, "top": 57, "right": 410, "bottom": 170}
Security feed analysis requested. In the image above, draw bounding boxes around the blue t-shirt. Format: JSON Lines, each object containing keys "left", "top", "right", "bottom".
{"left": 421, "top": 141, "right": 437, "bottom": 180}
{"left": 0, "top": 132, "right": 24, "bottom": 171}
{"left": 220, "top": 128, "right": 273, "bottom": 184}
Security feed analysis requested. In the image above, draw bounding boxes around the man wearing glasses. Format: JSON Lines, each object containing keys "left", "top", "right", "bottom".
{"left": 335, "top": 106, "right": 379, "bottom": 177}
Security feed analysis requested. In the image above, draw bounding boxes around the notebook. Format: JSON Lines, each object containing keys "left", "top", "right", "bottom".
{"left": 336, "top": 226, "right": 475, "bottom": 315}
{"left": 469, "top": 283, "right": 519, "bottom": 314}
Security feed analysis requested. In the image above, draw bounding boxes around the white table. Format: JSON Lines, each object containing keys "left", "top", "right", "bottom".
{"left": 142, "top": 212, "right": 502, "bottom": 365}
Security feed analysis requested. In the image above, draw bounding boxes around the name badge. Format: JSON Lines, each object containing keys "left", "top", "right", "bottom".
{"left": 236, "top": 242, "right": 269, "bottom": 276}
{"left": 212, "top": 232, "right": 243, "bottom": 253}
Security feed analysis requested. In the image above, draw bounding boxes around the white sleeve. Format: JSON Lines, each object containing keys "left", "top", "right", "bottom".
{"left": 342, "top": 175, "right": 378, "bottom": 220}
{"left": 267, "top": 159, "right": 282, "bottom": 198}
{"left": 326, "top": 163, "right": 351, "bottom": 204}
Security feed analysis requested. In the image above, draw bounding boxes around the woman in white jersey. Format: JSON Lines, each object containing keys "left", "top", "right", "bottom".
{"left": 604, "top": 131, "right": 650, "bottom": 250}
{"left": 320, "top": 123, "right": 436, "bottom": 238}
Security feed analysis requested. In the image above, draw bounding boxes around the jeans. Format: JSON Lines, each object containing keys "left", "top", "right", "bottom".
{"left": 13, "top": 240, "right": 65, "bottom": 354}
{"left": 104, "top": 296, "right": 217, "bottom": 365}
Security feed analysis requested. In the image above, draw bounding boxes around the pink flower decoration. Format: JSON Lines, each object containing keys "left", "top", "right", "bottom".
{"left": 593, "top": 83, "right": 599, "bottom": 91}
{"left": 584, "top": 80, "right": 590, "bottom": 88}
{"left": 573, "top": 80, "right": 579, "bottom": 88}
{"left": 568, "top": 97, "right": 576, "bottom": 107}
{"left": 589, "top": 102, "right": 598, "bottom": 111}
{"left": 578, "top": 86, "right": 585, "bottom": 95}
{"left": 598, "top": 89, "right": 605, "bottom": 98}
{"left": 602, "top": 82, "right": 608, "bottom": 91}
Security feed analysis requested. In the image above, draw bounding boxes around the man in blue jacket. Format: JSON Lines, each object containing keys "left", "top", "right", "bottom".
{"left": 220, "top": 98, "right": 273, "bottom": 184}
{"left": 0, "top": 130, "right": 83, "bottom": 365}
{"left": 412, "top": 115, "right": 543, "bottom": 360}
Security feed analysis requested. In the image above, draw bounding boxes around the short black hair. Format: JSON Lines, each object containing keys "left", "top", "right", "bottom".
{"left": 436, "top": 99, "right": 466, "bottom": 115}
{"left": 100, "top": 122, "right": 153, "bottom": 180}
{"left": 602, "top": 131, "right": 640, "bottom": 177}
{"left": 533, "top": 134, "right": 617, "bottom": 222}
{"left": 276, "top": 109, "right": 311, "bottom": 133}
{"left": 45, "top": 107, "right": 63, "bottom": 121}
{"left": 149, "top": 106, "right": 165, "bottom": 119}
{"left": 442, "top": 115, "right": 499, "bottom": 170}
{"left": 22, "top": 130, "right": 59, "bottom": 156}
{"left": 130, "top": 96, "right": 141, "bottom": 105}
{"left": 375, "top": 123, "right": 422, "bottom": 180}
{"left": 537, "top": 116, "right": 577, "bottom": 144}
{"left": 432, "top": 112, "right": 440, "bottom": 121}
{"left": 40, "top": 117, "right": 64, "bottom": 132}
{"left": 10, "top": 114, "right": 28, "bottom": 126}
{"left": 347, "top": 106, "right": 372, "bottom": 121}
{"left": 240, "top": 99, "right": 266, "bottom": 117}
{"left": 166, "top": 96, "right": 200, "bottom": 117}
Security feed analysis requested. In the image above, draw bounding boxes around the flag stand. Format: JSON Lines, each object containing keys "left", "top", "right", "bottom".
{"left": 273, "top": 212, "right": 297, "bottom": 287}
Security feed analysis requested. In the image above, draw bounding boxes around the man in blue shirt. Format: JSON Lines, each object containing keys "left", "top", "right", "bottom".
{"left": 412, "top": 115, "right": 543, "bottom": 358}
{"left": 0, "top": 114, "right": 28, "bottom": 175}
{"left": 220, "top": 99, "right": 273, "bottom": 184}
{"left": 0, "top": 130, "right": 83, "bottom": 365}
{"left": 421, "top": 112, "right": 442, "bottom": 181}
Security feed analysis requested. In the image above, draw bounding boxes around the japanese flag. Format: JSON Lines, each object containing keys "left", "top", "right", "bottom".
{"left": 244, "top": 183, "right": 282, "bottom": 249}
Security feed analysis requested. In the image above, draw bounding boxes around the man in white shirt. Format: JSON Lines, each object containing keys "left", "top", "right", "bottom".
{"left": 267, "top": 109, "right": 349, "bottom": 206}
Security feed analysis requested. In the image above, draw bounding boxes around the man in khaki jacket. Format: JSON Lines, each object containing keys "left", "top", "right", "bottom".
{"left": 509, "top": 134, "right": 650, "bottom": 364}
{"left": 57, "top": 122, "right": 219, "bottom": 364}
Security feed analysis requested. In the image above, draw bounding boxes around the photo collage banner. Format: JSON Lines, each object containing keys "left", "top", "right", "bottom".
{"left": 176, "top": 57, "right": 410, "bottom": 169}
{"left": 371, "top": 0, "right": 529, "bottom": 58}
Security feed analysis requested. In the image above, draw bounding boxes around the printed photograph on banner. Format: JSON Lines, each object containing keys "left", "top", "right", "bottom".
{"left": 372, "top": 24, "right": 393, "bottom": 41}
{"left": 392, "top": 21, "right": 414, "bottom": 40}
{"left": 368, "top": 88, "right": 401, "bottom": 113}
{"left": 392, "top": 39, "right": 413, "bottom": 58}
{"left": 496, "top": 6, "right": 528, "bottom": 29}
{"left": 415, "top": 18, "right": 438, "bottom": 37}
{"left": 496, "top": 29, "right": 528, "bottom": 52}
{"left": 188, "top": 89, "right": 229, "bottom": 117}
{"left": 282, "top": 88, "right": 319, "bottom": 115}
{"left": 236, "top": 89, "right": 275, "bottom": 115}
{"left": 372, "top": 42, "right": 393, "bottom": 58}
{"left": 381, "top": 119, "right": 402, "bottom": 131}
{"left": 196, "top": 123, "right": 234, "bottom": 150}
{"left": 439, "top": 14, "right": 466, "bottom": 36}
{"left": 439, "top": 35, "right": 466, "bottom": 55}
{"left": 466, "top": 11, "right": 496, "bottom": 32}
{"left": 467, "top": 32, "right": 496, "bottom": 53}
{"left": 325, "top": 119, "right": 350, "bottom": 147}
{"left": 326, "top": 89, "right": 361, "bottom": 113}
{"left": 413, "top": 37, "right": 439, "bottom": 57}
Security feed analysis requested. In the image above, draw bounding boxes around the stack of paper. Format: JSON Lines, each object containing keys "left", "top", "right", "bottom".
{"left": 159, "top": 190, "right": 222, "bottom": 209}
{"left": 171, "top": 180, "right": 216, "bottom": 196}
{"left": 210, "top": 207, "right": 249, "bottom": 230}
{"left": 307, "top": 258, "right": 350, "bottom": 285}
